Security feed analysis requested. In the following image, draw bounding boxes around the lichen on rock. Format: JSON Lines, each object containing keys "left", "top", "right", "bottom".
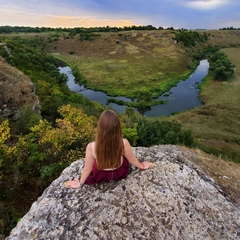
{"left": 6, "top": 145, "right": 240, "bottom": 240}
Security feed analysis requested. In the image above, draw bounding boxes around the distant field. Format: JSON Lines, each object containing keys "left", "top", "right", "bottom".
{"left": 170, "top": 48, "right": 240, "bottom": 162}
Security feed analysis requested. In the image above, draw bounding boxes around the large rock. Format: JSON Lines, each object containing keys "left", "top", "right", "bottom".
{"left": 6, "top": 145, "right": 240, "bottom": 240}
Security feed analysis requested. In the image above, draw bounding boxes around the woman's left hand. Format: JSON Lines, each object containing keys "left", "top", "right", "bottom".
{"left": 142, "top": 162, "right": 154, "bottom": 170}
{"left": 64, "top": 179, "right": 83, "bottom": 188}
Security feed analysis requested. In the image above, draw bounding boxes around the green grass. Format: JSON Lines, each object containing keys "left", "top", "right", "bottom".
{"left": 53, "top": 52, "right": 194, "bottom": 99}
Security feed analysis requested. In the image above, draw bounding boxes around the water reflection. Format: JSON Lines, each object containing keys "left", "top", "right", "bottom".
{"left": 59, "top": 59, "right": 209, "bottom": 117}
{"left": 145, "top": 59, "right": 209, "bottom": 117}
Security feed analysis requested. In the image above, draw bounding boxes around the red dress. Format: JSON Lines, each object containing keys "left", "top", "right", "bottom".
{"left": 84, "top": 141, "right": 129, "bottom": 184}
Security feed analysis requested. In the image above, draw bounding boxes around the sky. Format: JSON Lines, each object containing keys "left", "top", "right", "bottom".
{"left": 0, "top": 0, "right": 239, "bottom": 30}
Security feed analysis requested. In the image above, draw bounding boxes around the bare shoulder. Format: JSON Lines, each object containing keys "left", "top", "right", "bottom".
{"left": 86, "top": 142, "right": 94, "bottom": 151}
{"left": 123, "top": 138, "right": 131, "bottom": 151}
{"left": 85, "top": 142, "right": 95, "bottom": 160}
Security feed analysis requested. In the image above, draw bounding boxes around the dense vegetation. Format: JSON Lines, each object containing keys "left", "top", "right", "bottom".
{"left": 220, "top": 27, "right": 240, "bottom": 30}
{"left": 194, "top": 45, "right": 235, "bottom": 80}
{"left": 0, "top": 25, "right": 166, "bottom": 35}
{"left": 0, "top": 25, "right": 238, "bottom": 36}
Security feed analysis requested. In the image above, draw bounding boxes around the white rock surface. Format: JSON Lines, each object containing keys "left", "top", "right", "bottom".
{"left": 6, "top": 145, "right": 240, "bottom": 240}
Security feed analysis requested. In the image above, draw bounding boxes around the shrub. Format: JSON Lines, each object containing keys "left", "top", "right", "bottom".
{"left": 136, "top": 118, "right": 194, "bottom": 147}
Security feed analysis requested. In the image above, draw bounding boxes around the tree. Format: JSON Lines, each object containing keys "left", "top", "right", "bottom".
{"left": 0, "top": 120, "right": 16, "bottom": 179}
{"left": 209, "top": 52, "right": 235, "bottom": 81}
{"left": 4, "top": 105, "right": 96, "bottom": 181}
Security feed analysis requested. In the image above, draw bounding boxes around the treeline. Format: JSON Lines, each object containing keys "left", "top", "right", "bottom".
{"left": 0, "top": 25, "right": 168, "bottom": 35}
{"left": 219, "top": 27, "right": 240, "bottom": 30}
{"left": 1, "top": 26, "right": 239, "bottom": 36}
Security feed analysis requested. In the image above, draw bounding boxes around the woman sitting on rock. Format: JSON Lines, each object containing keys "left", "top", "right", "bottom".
{"left": 64, "top": 109, "right": 154, "bottom": 188}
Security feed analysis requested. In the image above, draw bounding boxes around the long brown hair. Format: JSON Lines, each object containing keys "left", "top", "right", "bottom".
{"left": 95, "top": 110, "right": 124, "bottom": 169}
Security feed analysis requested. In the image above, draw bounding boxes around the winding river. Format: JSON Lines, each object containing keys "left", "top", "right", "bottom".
{"left": 59, "top": 59, "right": 209, "bottom": 117}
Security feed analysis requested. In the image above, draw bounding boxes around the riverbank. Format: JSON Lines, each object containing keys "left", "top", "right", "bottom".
{"left": 59, "top": 60, "right": 209, "bottom": 116}
{"left": 170, "top": 48, "right": 240, "bottom": 163}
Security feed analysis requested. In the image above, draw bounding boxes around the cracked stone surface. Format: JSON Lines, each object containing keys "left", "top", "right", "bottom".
{"left": 6, "top": 145, "right": 240, "bottom": 240}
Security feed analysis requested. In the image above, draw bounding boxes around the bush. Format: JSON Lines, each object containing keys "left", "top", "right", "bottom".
{"left": 174, "top": 29, "right": 209, "bottom": 47}
{"left": 13, "top": 105, "right": 41, "bottom": 135}
{"left": 195, "top": 45, "right": 235, "bottom": 81}
{"left": 136, "top": 119, "right": 194, "bottom": 147}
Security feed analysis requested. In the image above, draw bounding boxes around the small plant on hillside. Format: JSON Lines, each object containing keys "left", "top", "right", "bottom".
{"left": 79, "top": 33, "right": 100, "bottom": 41}
{"left": 12, "top": 105, "right": 42, "bottom": 135}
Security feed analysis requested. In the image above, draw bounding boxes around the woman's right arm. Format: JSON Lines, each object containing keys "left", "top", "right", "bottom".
{"left": 64, "top": 143, "right": 94, "bottom": 188}
{"left": 79, "top": 143, "right": 95, "bottom": 184}
{"left": 123, "top": 139, "right": 153, "bottom": 170}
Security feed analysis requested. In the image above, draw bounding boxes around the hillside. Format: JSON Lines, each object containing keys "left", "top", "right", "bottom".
{"left": 0, "top": 56, "right": 40, "bottom": 119}
{"left": 204, "top": 29, "right": 240, "bottom": 46}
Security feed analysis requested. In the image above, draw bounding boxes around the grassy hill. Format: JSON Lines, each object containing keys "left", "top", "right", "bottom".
{"left": 44, "top": 30, "right": 193, "bottom": 99}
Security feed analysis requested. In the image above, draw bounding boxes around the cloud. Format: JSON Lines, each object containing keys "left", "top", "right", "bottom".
{"left": 0, "top": 0, "right": 239, "bottom": 29}
{"left": 183, "top": 0, "right": 228, "bottom": 9}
